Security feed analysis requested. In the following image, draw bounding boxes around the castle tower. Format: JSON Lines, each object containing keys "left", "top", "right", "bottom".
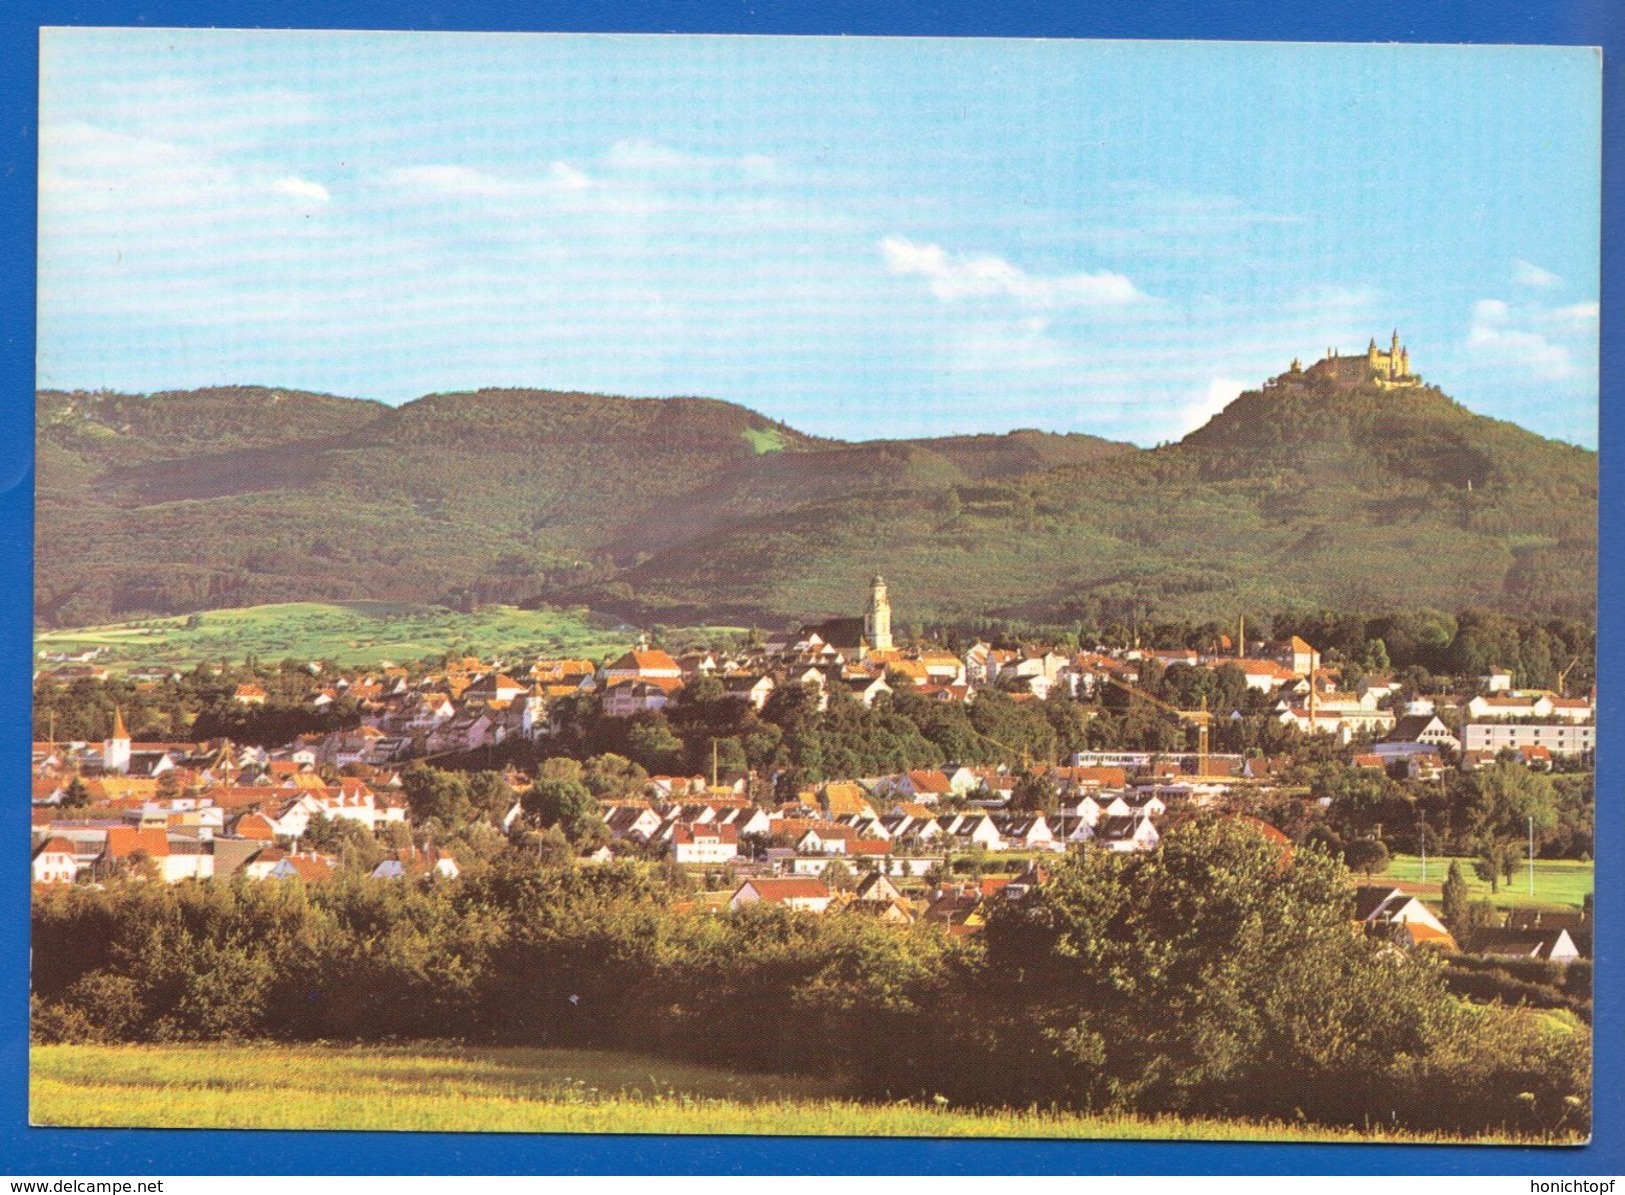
{"left": 1391, "top": 330, "right": 1402, "bottom": 379}
{"left": 1368, "top": 337, "right": 1380, "bottom": 371}
{"left": 104, "top": 706, "right": 131, "bottom": 775}
{"left": 865, "top": 575, "right": 894, "bottom": 653}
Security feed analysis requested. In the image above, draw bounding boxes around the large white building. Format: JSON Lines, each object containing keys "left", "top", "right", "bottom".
{"left": 1463, "top": 721, "right": 1594, "bottom": 759}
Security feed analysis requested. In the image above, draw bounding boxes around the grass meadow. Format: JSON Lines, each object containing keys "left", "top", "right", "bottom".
{"left": 31, "top": 1042, "right": 1554, "bottom": 1143}
{"left": 1365, "top": 854, "right": 1593, "bottom": 912}
{"left": 35, "top": 601, "right": 745, "bottom": 672}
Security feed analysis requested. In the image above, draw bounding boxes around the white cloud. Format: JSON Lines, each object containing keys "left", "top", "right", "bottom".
{"left": 271, "top": 175, "right": 329, "bottom": 204}
{"left": 879, "top": 236, "right": 1140, "bottom": 308}
{"left": 1549, "top": 301, "right": 1599, "bottom": 328}
{"left": 1467, "top": 296, "right": 1577, "bottom": 379}
{"left": 604, "top": 138, "right": 694, "bottom": 171}
{"left": 603, "top": 138, "right": 775, "bottom": 178}
{"left": 387, "top": 161, "right": 590, "bottom": 198}
{"left": 1177, "top": 377, "right": 1246, "bottom": 436}
{"left": 1513, "top": 258, "right": 1561, "bottom": 287}
{"left": 549, "top": 162, "right": 592, "bottom": 191}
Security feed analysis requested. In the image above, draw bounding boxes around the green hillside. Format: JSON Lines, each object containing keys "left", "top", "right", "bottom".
{"left": 35, "top": 367, "right": 1594, "bottom": 631}
{"left": 34, "top": 601, "right": 709, "bottom": 671}
{"left": 566, "top": 374, "right": 1595, "bottom": 626}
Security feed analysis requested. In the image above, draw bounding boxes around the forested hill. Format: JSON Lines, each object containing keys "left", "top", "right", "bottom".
{"left": 35, "top": 371, "right": 1594, "bottom": 630}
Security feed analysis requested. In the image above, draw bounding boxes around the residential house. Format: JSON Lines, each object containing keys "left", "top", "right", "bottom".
{"left": 933, "top": 812, "right": 1004, "bottom": 851}
{"left": 98, "top": 826, "right": 170, "bottom": 879}
{"left": 1353, "top": 885, "right": 1457, "bottom": 950}
{"left": 993, "top": 814, "right": 1055, "bottom": 850}
{"left": 601, "top": 677, "right": 684, "bottom": 718}
{"left": 1378, "top": 715, "right": 1461, "bottom": 757}
{"left": 604, "top": 804, "right": 664, "bottom": 843}
{"left": 460, "top": 672, "right": 527, "bottom": 708}
{"left": 853, "top": 871, "right": 904, "bottom": 904}
{"left": 672, "top": 822, "right": 740, "bottom": 864}
{"left": 268, "top": 852, "right": 337, "bottom": 883}
{"left": 1505, "top": 909, "right": 1592, "bottom": 958}
{"left": 604, "top": 647, "right": 683, "bottom": 684}
{"left": 841, "top": 672, "right": 892, "bottom": 707}
{"left": 1092, "top": 814, "right": 1161, "bottom": 853}
{"left": 31, "top": 837, "right": 78, "bottom": 884}
{"left": 1266, "top": 636, "right": 1320, "bottom": 678}
{"left": 721, "top": 674, "right": 775, "bottom": 711}
{"left": 372, "top": 846, "right": 461, "bottom": 880}
{"left": 728, "top": 877, "right": 833, "bottom": 913}
{"left": 887, "top": 769, "right": 953, "bottom": 805}
{"left": 818, "top": 780, "right": 875, "bottom": 820}
{"left": 1473, "top": 927, "right": 1581, "bottom": 962}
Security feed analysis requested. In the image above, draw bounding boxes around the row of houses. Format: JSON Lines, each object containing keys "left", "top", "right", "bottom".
{"left": 1353, "top": 885, "right": 1590, "bottom": 960}
{"left": 30, "top": 824, "right": 459, "bottom": 886}
{"left": 726, "top": 861, "right": 1051, "bottom": 930}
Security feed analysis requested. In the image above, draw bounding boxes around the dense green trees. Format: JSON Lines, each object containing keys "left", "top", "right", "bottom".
{"left": 1343, "top": 836, "right": 1391, "bottom": 878}
{"left": 948, "top": 819, "right": 1588, "bottom": 1132}
{"left": 1441, "top": 861, "right": 1471, "bottom": 934}
{"left": 30, "top": 820, "right": 1589, "bottom": 1137}
{"left": 38, "top": 371, "right": 1596, "bottom": 637}
{"left": 521, "top": 776, "right": 601, "bottom": 842}
{"left": 401, "top": 764, "right": 478, "bottom": 825}
{"left": 1300, "top": 761, "right": 1589, "bottom": 864}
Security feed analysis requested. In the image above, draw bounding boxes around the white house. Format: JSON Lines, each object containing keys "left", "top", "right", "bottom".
{"left": 934, "top": 812, "right": 1005, "bottom": 851}
{"left": 1379, "top": 714, "right": 1461, "bottom": 756}
{"left": 728, "top": 877, "right": 833, "bottom": 913}
{"left": 1094, "top": 814, "right": 1161, "bottom": 853}
{"left": 672, "top": 821, "right": 740, "bottom": 864}
{"left": 994, "top": 814, "right": 1054, "bottom": 850}
{"left": 31, "top": 837, "right": 78, "bottom": 884}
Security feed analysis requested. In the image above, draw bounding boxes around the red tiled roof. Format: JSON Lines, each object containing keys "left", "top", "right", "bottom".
{"left": 104, "top": 826, "right": 169, "bottom": 859}
{"left": 279, "top": 853, "right": 334, "bottom": 882}
{"left": 235, "top": 813, "right": 278, "bottom": 840}
{"left": 742, "top": 877, "right": 830, "bottom": 902}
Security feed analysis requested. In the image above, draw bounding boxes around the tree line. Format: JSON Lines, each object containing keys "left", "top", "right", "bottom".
{"left": 31, "top": 819, "right": 1588, "bottom": 1139}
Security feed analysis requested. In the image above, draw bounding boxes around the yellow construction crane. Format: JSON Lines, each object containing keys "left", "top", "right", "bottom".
{"left": 1554, "top": 655, "right": 1585, "bottom": 697}
{"left": 961, "top": 721, "right": 1038, "bottom": 771}
{"left": 1103, "top": 674, "right": 1211, "bottom": 771}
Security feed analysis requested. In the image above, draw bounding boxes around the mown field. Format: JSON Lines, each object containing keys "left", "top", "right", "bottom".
{"left": 30, "top": 1043, "right": 1539, "bottom": 1143}
{"left": 35, "top": 601, "right": 744, "bottom": 671}
{"left": 1374, "top": 854, "right": 1593, "bottom": 912}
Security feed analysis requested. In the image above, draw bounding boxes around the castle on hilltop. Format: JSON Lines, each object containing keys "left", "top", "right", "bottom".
{"left": 1292, "top": 330, "right": 1421, "bottom": 389}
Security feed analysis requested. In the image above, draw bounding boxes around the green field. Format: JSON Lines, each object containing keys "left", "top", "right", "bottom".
{"left": 1369, "top": 854, "right": 1593, "bottom": 912}
{"left": 35, "top": 601, "right": 746, "bottom": 671}
{"left": 30, "top": 1043, "right": 1534, "bottom": 1142}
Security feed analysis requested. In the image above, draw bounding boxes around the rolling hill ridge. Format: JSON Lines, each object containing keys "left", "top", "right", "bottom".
{"left": 35, "top": 369, "right": 1595, "bottom": 631}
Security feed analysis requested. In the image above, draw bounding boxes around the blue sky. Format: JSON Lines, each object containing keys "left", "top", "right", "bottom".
{"left": 37, "top": 31, "right": 1601, "bottom": 446}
